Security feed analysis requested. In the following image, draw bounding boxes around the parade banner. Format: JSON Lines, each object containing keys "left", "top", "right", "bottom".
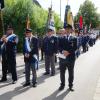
{"left": 79, "top": 16, "right": 83, "bottom": 29}
{"left": 64, "top": 5, "right": 74, "bottom": 29}
{"left": 47, "top": 6, "right": 55, "bottom": 31}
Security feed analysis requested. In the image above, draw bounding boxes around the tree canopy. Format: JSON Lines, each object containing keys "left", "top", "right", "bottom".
{"left": 74, "top": 0, "right": 100, "bottom": 29}
{"left": 0, "top": 0, "right": 63, "bottom": 52}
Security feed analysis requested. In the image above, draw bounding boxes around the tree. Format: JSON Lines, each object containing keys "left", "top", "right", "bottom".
{"left": 1, "top": 0, "right": 63, "bottom": 52}
{"left": 74, "top": 0, "right": 100, "bottom": 28}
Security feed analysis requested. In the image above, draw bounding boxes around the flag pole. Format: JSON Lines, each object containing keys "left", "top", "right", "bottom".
{"left": 26, "top": 14, "right": 30, "bottom": 29}
{"left": 60, "top": 0, "right": 61, "bottom": 20}
{"left": 0, "top": 4, "right": 5, "bottom": 35}
{"left": 67, "top": 0, "right": 69, "bottom": 5}
{"left": 51, "top": 0, "right": 52, "bottom": 9}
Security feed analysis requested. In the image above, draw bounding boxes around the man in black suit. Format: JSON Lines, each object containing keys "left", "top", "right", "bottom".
{"left": 23, "top": 29, "right": 38, "bottom": 87}
{"left": 58, "top": 25, "right": 77, "bottom": 91}
{"left": 0, "top": 26, "right": 18, "bottom": 84}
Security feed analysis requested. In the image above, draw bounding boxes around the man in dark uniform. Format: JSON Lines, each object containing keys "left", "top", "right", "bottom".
{"left": 57, "top": 29, "right": 66, "bottom": 70}
{"left": 75, "top": 30, "right": 82, "bottom": 58}
{"left": 58, "top": 24, "right": 77, "bottom": 91}
{"left": 38, "top": 36, "right": 44, "bottom": 61}
{"left": 0, "top": 26, "right": 18, "bottom": 84}
{"left": 23, "top": 29, "right": 38, "bottom": 87}
{"left": 43, "top": 27, "right": 58, "bottom": 76}
{"left": 82, "top": 33, "right": 89, "bottom": 53}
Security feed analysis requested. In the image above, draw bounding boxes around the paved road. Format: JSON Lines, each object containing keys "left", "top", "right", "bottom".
{"left": 0, "top": 40, "right": 100, "bottom": 100}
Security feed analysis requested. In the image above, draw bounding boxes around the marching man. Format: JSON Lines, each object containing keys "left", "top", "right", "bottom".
{"left": 23, "top": 29, "right": 38, "bottom": 87}
{"left": 0, "top": 26, "right": 18, "bottom": 84}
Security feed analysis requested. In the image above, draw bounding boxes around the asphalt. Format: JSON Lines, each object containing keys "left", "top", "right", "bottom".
{"left": 0, "top": 40, "right": 100, "bottom": 100}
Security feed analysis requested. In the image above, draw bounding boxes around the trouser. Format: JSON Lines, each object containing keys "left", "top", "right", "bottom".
{"left": 45, "top": 54, "right": 55, "bottom": 74}
{"left": 2, "top": 55, "right": 17, "bottom": 81}
{"left": 59, "top": 58, "right": 75, "bottom": 88}
{"left": 2, "top": 57, "right": 8, "bottom": 79}
{"left": 55, "top": 55, "right": 57, "bottom": 63}
{"left": 76, "top": 48, "right": 81, "bottom": 58}
{"left": 8, "top": 55, "right": 17, "bottom": 81}
{"left": 82, "top": 45, "right": 87, "bottom": 52}
{"left": 25, "top": 62, "right": 37, "bottom": 84}
{"left": 93, "top": 39, "right": 96, "bottom": 44}
{"left": 41, "top": 49, "right": 44, "bottom": 60}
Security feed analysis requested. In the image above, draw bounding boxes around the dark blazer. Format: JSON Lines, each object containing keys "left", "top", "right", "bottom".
{"left": 82, "top": 35, "right": 89, "bottom": 46}
{"left": 23, "top": 36, "right": 38, "bottom": 63}
{"left": 43, "top": 35, "right": 58, "bottom": 56}
{"left": 0, "top": 34, "right": 18, "bottom": 58}
{"left": 58, "top": 35, "right": 77, "bottom": 62}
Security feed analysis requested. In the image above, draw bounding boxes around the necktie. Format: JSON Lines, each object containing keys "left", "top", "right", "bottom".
{"left": 28, "top": 38, "right": 30, "bottom": 43}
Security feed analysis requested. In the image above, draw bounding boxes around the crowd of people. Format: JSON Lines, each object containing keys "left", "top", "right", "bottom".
{"left": 0, "top": 24, "right": 99, "bottom": 92}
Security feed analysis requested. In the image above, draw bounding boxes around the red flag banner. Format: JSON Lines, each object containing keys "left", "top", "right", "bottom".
{"left": 79, "top": 16, "right": 83, "bottom": 29}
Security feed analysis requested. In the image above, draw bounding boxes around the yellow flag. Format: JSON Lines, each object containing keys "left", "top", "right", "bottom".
{"left": 67, "top": 10, "right": 74, "bottom": 29}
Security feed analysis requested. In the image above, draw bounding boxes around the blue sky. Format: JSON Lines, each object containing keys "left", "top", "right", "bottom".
{"left": 37, "top": 0, "right": 100, "bottom": 21}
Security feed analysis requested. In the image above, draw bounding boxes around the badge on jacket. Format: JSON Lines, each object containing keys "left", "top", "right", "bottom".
{"left": 51, "top": 39, "right": 54, "bottom": 44}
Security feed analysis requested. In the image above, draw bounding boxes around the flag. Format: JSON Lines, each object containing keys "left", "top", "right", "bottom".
{"left": 26, "top": 14, "right": 30, "bottom": 29}
{"left": 79, "top": 16, "right": 83, "bottom": 29}
{"left": 0, "top": 0, "right": 4, "bottom": 9}
{"left": 64, "top": 5, "right": 74, "bottom": 29}
{"left": 48, "top": 15, "right": 55, "bottom": 31}
{"left": 67, "top": 11, "right": 74, "bottom": 29}
{"left": 47, "top": 6, "right": 55, "bottom": 31}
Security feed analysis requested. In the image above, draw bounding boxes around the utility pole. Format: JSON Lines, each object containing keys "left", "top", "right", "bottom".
{"left": 60, "top": 0, "right": 61, "bottom": 20}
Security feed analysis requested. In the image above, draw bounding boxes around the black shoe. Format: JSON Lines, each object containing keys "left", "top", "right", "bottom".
{"left": 0, "top": 78, "right": 7, "bottom": 82}
{"left": 59, "top": 86, "right": 65, "bottom": 91}
{"left": 23, "top": 72, "right": 25, "bottom": 74}
{"left": 43, "top": 72, "right": 50, "bottom": 75}
{"left": 69, "top": 87, "right": 74, "bottom": 92}
{"left": 51, "top": 73, "right": 55, "bottom": 76}
{"left": 23, "top": 83, "right": 30, "bottom": 87}
{"left": 32, "top": 83, "right": 37, "bottom": 87}
{"left": 57, "top": 67, "right": 60, "bottom": 70}
{"left": 12, "top": 80, "right": 17, "bottom": 84}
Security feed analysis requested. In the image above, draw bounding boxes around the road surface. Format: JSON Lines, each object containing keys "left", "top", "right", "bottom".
{"left": 0, "top": 40, "right": 100, "bottom": 100}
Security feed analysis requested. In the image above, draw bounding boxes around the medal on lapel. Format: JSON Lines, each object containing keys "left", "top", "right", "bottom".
{"left": 51, "top": 39, "right": 54, "bottom": 43}
{"left": 71, "top": 42, "right": 74, "bottom": 47}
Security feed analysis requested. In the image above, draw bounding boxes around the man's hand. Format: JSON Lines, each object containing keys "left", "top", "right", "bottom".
{"left": 1, "top": 35, "right": 6, "bottom": 41}
{"left": 3, "top": 38, "right": 8, "bottom": 43}
{"left": 63, "top": 50, "right": 70, "bottom": 57}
